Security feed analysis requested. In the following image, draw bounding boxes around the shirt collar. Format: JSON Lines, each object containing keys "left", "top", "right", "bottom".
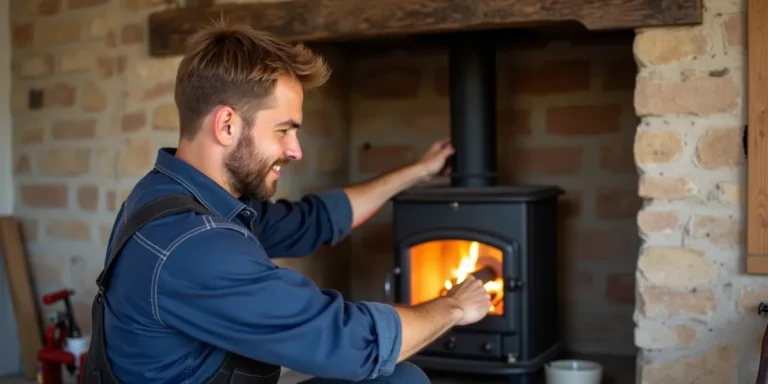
{"left": 152, "top": 147, "right": 255, "bottom": 221}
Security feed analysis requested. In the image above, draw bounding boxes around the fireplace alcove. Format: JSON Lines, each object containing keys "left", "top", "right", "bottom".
{"left": 145, "top": 1, "right": 704, "bottom": 382}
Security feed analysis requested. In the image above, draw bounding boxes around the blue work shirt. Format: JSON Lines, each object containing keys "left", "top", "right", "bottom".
{"left": 102, "top": 148, "right": 402, "bottom": 383}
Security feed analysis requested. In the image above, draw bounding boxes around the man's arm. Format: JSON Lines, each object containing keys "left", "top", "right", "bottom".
{"left": 251, "top": 163, "right": 426, "bottom": 257}
{"left": 247, "top": 189, "right": 352, "bottom": 257}
{"left": 246, "top": 138, "right": 452, "bottom": 257}
{"left": 344, "top": 138, "right": 454, "bottom": 229}
{"left": 393, "top": 299, "right": 462, "bottom": 361}
{"left": 343, "top": 163, "right": 426, "bottom": 229}
{"left": 156, "top": 227, "right": 461, "bottom": 380}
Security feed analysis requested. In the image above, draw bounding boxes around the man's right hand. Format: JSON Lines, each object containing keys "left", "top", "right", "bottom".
{"left": 392, "top": 273, "right": 493, "bottom": 363}
{"left": 445, "top": 275, "right": 492, "bottom": 326}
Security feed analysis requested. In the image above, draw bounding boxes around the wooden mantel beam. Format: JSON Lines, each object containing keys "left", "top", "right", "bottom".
{"left": 148, "top": 0, "right": 702, "bottom": 57}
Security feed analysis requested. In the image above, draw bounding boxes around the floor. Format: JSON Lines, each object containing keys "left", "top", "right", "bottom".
{"left": 281, "top": 353, "right": 635, "bottom": 383}
{"left": 0, "top": 353, "right": 635, "bottom": 383}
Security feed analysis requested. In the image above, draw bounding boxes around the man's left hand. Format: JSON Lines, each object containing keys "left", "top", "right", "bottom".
{"left": 343, "top": 137, "right": 455, "bottom": 229}
{"left": 416, "top": 138, "right": 455, "bottom": 183}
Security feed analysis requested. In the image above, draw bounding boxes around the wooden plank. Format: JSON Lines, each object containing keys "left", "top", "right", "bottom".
{"left": 747, "top": 256, "right": 768, "bottom": 275}
{"left": 748, "top": 0, "right": 768, "bottom": 274}
{"left": 0, "top": 217, "right": 43, "bottom": 379}
{"left": 147, "top": 0, "right": 703, "bottom": 57}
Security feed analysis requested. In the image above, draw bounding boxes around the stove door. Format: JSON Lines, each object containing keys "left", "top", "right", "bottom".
{"left": 394, "top": 229, "right": 519, "bottom": 334}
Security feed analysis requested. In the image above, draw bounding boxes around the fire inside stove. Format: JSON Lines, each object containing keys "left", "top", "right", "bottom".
{"left": 409, "top": 240, "right": 504, "bottom": 315}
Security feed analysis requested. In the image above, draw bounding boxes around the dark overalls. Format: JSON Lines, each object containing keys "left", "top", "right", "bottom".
{"left": 80, "top": 194, "right": 282, "bottom": 384}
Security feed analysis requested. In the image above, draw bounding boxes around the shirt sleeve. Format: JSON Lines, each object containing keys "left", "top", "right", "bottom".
{"left": 246, "top": 188, "right": 353, "bottom": 258}
{"left": 155, "top": 226, "right": 401, "bottom": 381}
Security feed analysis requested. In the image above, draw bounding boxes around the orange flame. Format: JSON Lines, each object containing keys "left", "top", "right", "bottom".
{"left": 441, "top": 241, "right": 504, "bottom": 315}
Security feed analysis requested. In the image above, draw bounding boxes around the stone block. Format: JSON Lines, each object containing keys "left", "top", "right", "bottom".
{"left": 118, "top": 138, "right": 153, "bottom": 176}
{"left": 39, "top": 19, "right": 82, "bottom": 46}
{"left": 47, "top": 219, "right": 92, "bottom": 240}
{"left": 638, "top": 176, "right": 695, "bottom": 200}
{"left": 640, "top": 287, "right": 715, "bottom": 317}
{"left": 638, "top": 247, "right": 715, "bottom": 290}
{"left": 121, "top": 111, "right": 146, "bottom": 133}
{"left": 152, "top": 103, "right": 179, "bottom": 131}
{"left": 690, "top": 215, "right": 743, "bottom": 246}
{"left": 59, "top": 50, "right": 95, "bottom": 73}
{"left": 635, "top": 130, "right": 683, "bottom": 164}
{"left": 44, "top": 83, "right": 76, "bottom": 108}
{"left": 51, "top": 119, "right": 97, "bottom": 140}
{"left": 121, "top": 23, "right": 144, "bottom": 44}
{"left": 634, "top": 28, "right": 708, "bottom": 66}
{"left": 635, "top": 75, "right": 741, "bottom": 116}
{"left": 722, "top": 12, "right": 746, "bottom": 48}
{"left": 696, "top": 127, "right": 744, "bottom": 169}
{"left": 637, "top": 210, "right": 679, "bottom": 234}
{"left": 77, "top": 185, "right": 99, "bottom": 211}
{"left": 16, "top": 120, "right": 45, "bottom": 145}
{"left": 640, "top": 346, "right": 736, "bottom": 384}
{"left": 39, "top": 148, "right": 91, "bottom": 176}
{"left": 635, "top": 324, "right": 698, "bottom": 349}
{"left": 13, "top": 23, "right": 33, "bottom": 49}
{"left": 18, "top": 55, "right": 53, "bottom": 77}
{"left": 19, "top": 184, "right": 69, "bottom": 208}
{"left": 82, "top": 82, "right": 108, "bottom": 112}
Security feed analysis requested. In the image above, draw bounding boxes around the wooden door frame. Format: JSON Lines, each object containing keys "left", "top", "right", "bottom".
{"left": 746, "top": 0, "right": 768, "bottom": 273}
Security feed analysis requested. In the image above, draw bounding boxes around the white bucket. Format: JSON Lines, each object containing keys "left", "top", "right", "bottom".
{"left": 545, "top": 359, "right": 603, "bottom": 384}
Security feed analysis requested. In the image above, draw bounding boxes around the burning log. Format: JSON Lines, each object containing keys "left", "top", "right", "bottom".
{"left": 470, "top": 266, "right": 498, "bottom": 284}
{"left": 438, "top": 266, "right": 501, "bottom": 297}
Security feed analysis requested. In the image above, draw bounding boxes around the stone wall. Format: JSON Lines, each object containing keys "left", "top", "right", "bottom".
{"left": 632, "top": 0, "right": 756, "bottom": 382}
{"left": 9, "top": 0, "right": 350, "bottom": 334}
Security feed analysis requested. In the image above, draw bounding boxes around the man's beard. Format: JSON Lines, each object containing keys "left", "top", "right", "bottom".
{"left": 223, "top": 129, "right": 285, "bottom": 201}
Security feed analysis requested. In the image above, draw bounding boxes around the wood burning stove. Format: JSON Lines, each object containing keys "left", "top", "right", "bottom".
{"left": 386, "top": 33, "right": 565, "bottom": 384}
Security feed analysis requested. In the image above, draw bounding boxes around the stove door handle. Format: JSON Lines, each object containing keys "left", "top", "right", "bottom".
{"left": 384, "top": 267, "right": 401, "bottom": 303}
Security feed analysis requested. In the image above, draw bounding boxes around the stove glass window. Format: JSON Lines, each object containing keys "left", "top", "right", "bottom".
{"left": 408, "top": 239, "right": 504, "bottom": 316}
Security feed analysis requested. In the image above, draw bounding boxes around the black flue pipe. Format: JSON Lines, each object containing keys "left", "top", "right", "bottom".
{"left": 448, "top": 33, "right": 498, "bottom": 188}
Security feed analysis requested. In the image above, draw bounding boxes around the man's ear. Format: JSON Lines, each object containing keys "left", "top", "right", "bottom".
{"left": 212, "top": 106, "right": 239, "bottom": 147}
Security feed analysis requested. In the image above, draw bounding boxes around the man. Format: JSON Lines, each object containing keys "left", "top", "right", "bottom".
{"left": 86, "top": 20, "right": 492, "bottom": 384}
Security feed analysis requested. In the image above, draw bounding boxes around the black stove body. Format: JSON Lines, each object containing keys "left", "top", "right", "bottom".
{"left": 387, "top": 33, "right": 564, "bottom": 384}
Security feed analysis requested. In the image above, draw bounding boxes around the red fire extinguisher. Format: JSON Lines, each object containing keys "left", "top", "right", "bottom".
{"left": 36, "top": 289, "right": 87, "bottom": 384}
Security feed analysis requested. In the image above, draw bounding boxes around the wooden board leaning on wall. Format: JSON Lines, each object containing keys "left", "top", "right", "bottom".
{"left": 0, "top": 217, "right": 43, "bottom": 379}
{"left": 747, "top": 0, "right": 768, "bottom": 274}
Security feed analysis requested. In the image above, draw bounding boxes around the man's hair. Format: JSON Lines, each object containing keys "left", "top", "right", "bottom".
{"left": 174, "top": 18, "right": 331, "bottom": 140}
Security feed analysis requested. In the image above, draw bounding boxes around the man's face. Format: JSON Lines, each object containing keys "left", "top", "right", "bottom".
{"left": 224, "top": 75, "right": 304, "bottom": 201}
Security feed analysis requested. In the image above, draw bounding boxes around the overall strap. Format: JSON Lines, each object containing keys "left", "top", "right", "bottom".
{"left": 82, "top": 194, "right": 212, "bottom": 384}
{"left": 83, "top": 193, "right": 281, "bottom": 384}
{"left": 95, "top": 194, "right": 211, "bottom": 294}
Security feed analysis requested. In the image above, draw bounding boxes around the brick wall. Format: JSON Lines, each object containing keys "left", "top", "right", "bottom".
{"left": 9, "top": 0, "right": 349, "bottom": 334}
{"left": 342, "top": 37, "right": 641, "bottom": 355}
